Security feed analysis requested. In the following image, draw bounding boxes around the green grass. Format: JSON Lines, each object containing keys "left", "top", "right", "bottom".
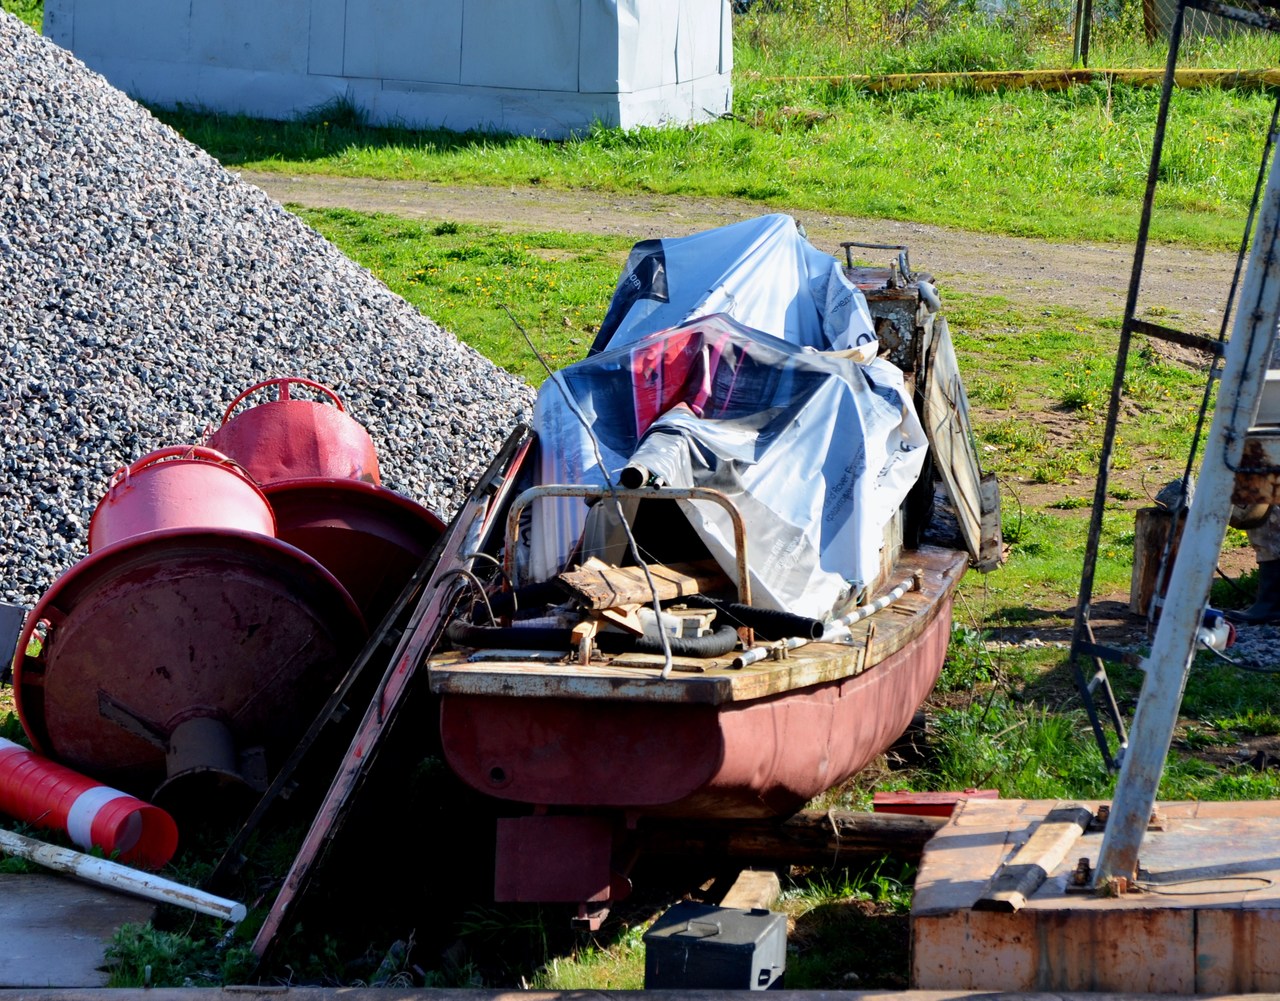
{"left": 1, "top": 0, "right": 40, "bottom": 30}
{"left": 293, "top": 209, "right": 627, "bottom": 384}
{"left": 157, "top": 80, "right": 1273, "bottom": 251}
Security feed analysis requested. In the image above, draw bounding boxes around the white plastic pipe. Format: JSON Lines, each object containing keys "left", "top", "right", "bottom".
{"left": 0, "top": 826, "right": 247, "bottom": 922}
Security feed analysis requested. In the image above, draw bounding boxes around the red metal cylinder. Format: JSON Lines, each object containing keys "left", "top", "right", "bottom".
{"left": 0, "top": 737, "right": 178, "bottom": 870}
{"left": 263, "top": 478, "right": 445, "bottom": 625}
{"left": 88, "top": 445, "right": 275, "bottom": 551}
{"left": 206, "top": 377, "right": 381, "bottom": 486}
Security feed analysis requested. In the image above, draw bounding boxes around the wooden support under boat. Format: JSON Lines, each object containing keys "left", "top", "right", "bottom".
{"left": 717, "top": 869, "right": 782, "bottom": 910}
{"left": 638, "top": 809, "right": 947, "bottom": 866}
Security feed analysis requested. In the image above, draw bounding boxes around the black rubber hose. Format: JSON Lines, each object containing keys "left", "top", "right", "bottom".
{"left": 679, "top": 594, "right": 824, "bottom": 641}
{"left": 446, "top": 620, "right": 740, "bottom": 658}
{"left": 596, "top": 623, "right": 741, "bottom": 658}
{"left": 446, "top": 620, "right": 572, "bottom": 651}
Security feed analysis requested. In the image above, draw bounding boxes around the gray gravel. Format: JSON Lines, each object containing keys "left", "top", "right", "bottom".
{"left": 0, "top": 13, "right": 536, "bottom": 608}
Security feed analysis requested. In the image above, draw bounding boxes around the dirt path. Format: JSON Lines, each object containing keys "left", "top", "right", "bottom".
{"left": 242, "top": 170, "right": 1241, "bottom": 333}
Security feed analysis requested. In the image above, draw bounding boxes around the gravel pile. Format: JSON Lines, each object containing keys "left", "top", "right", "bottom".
{"left": 0, "top": 13, "right": 536, "bottom": 609}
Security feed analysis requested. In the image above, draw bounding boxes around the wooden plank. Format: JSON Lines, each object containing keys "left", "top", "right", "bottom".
{"left": 972, "top": 803, "right": 1094, "bottom": 913}
{"left": 0, "top": 874, "right": 156, "bottom": 988}
{"left": 641, "top": 809, "right": 946, "bottom": 866}
{"left": 718, "top": 869, "right": 781, "bottom": 910}
{"left": 1129, "top": 507, "right": 1181, "bottom": 616}
{"left": 557, "top": 557, "right": 730, "bottom": 609}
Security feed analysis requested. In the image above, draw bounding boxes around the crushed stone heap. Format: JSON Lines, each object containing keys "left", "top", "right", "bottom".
{"left": 0, "top": 13, "right": 536, "bottom": 608}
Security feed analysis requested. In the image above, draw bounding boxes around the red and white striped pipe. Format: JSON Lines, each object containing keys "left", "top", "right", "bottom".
{"left": 0, "top": 737, "right": 177, "bottom": 870}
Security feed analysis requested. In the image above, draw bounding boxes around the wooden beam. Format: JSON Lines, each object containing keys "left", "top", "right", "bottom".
{"left": 972, "top": 803, "right": 1094, "bottom": 912}
{"left": 638, "top": 809, "right": 946, "bottom": 866}
{"left": 718, "top": 869, "right": 782, "bottom": 911}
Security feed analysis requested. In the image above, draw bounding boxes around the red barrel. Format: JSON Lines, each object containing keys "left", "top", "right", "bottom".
{"left": 206, "top": 377, "right": 381, "bottom": 486}
{"left": 88, "top": 446, "right": 275, "bottom": 551}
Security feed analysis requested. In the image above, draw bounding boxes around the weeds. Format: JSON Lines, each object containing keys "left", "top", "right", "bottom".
{"left": 105, "top": 925, "right": 256, "bottom": 988}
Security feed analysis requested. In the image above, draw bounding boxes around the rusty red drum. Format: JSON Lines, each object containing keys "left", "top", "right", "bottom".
{"left": 12, "top": 528, "right": 366, "bottom": 804}
{"left": 87, "top": 445, "right": 275, "bottom": 552}
{"left": 263, "top": 478, "right": 446, "bottom": 626}
{"left": 206, "top": 377, "right": 381, "bottom": 486}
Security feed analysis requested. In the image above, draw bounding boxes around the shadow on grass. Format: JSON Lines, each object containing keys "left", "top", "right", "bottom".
{"left": 149, "top": 104, "right": 544, "bottom": 168}
{"left": 785, "top": 897, "right": 910, "bottom": 990}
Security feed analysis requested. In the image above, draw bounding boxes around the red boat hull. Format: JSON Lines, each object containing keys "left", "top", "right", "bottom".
{"left": 439, "top": 594, "right": 952, "bottom": 820}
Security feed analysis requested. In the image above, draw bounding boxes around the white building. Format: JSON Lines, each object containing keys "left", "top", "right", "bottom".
{"left": 43, "top": 0, "right": 733, "bottom": 139}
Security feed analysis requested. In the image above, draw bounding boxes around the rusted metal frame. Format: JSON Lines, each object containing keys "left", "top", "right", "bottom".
{"left": 1234, "top": 432, "right": 1280, "bottom": 502}
{"left": 1093, "top": 133, "right": 1280, "bottom": 889}
{"left": 503, "top": 483, "right": 753, "bottom": 637}
{"left": 1187, "top": 0, "right": 1280, "bottom": 31}
{"left": 248, "top": 426, "right": 533, "bottom": 962}
{"left": 841, "top": 240, "right": 910, "bottom": 280}
{"left": 1072, "top": 624, "right": 1138, "bottom": 773}
{"left": 1068, "top": 1, "right": 1187, "bottom": 768}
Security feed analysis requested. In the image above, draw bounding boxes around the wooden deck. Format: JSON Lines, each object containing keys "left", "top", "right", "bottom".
{"left": 428, "top": 545, "right": 969, "bottom": 706}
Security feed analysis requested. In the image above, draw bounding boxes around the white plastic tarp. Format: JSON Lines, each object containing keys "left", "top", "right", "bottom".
{"left": 590, "top": 212, "right": 879, "bottom": 358}
{"left": 526, "top": 311, "right": 928, "bottom": 620}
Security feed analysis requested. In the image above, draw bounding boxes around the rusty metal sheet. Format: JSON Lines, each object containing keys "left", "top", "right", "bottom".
{"left": 1233, "top": 431, "right": 1280, "bottom": 505}
{"left": 912, "top": 798, "right": 1280, "bottom": 993}
{"left": 913, "top": 906, "right": 1195, "bottom": 992}
{"left": 0, "top": 874, "right": 155, "bottom": 988}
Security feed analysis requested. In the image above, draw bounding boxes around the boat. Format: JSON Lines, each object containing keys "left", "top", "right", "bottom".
{"left": 417, "top": 213, "right": 1003, "bottom": 928}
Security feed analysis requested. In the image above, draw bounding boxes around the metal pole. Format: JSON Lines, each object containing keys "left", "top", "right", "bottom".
{"left": 1093, "top": 139, "right": 1280, "bottom": 886}
{"left": 0, "top": 826, "right": 247, "bottom": 922}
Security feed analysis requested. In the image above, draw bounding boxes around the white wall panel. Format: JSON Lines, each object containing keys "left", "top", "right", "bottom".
{"left": 70, "top": 0, "right": 188, "bottom": 61}
{"left": 460, "top": 0, "right": 580, "bottom": 92}
{"left": 191, "top": 0, "right": 310, "bottom": 72}
{"left": 580, "top": 0, "right": 623, "bottom": 93}
{"left": 309, "top": 0, "right": 347, "bottom": 77}
{"left": 344, "top": 0, "right": 463, "bottom": 84}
